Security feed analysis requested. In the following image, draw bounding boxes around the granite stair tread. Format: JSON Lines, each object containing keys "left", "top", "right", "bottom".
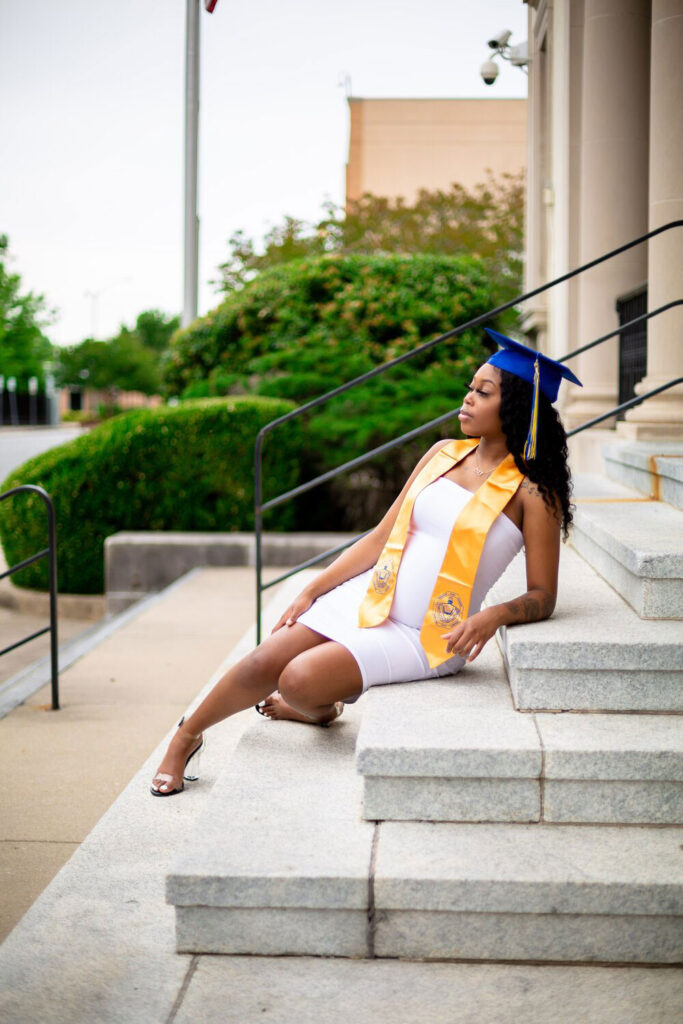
{"left": 354, "top": 646, "right": 683, "bottom": 825}
{"left": 488, "top": 546, "right": 683, "bottom": 711}
{"left": 571, "top": 500, "right": 683, "bottom": 578}
{"left": 168, "top": 712, "right": 373, "bottom": 912}
{"left": 569, "top": 492, "right": 683, "bottom": 617}
{"left": 602, "top": 440, "right": 683, "bottom": 510}
{"left": 374, "top": 821, "right": 683, "bottom": 916}
{"left": 572, "top": 472, "right": 644, "bottom": 500}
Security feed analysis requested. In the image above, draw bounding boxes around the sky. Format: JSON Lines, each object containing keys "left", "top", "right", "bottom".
{"left": 1, "top": 0, "right": 527, "bottom": 348}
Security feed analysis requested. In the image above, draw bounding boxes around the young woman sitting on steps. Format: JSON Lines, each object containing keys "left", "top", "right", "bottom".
{"left": 151, "top": 330, "right": 581, "bottom": 796}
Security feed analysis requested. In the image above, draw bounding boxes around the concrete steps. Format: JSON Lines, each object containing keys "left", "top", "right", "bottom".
{"left": 602, "top": 440, "right": 683, "bottom": 509}
{"left": 570, "top": 468, "right": 683, "bottom": 620}
{"left": 488, "top": 546, "right": 683, "bottom": 712}
{"left": 354, "top": 648, "right": 683, "bottom": 826}
{"left": 166, "top": 452, "right": 683, "bottom": 965}
{"left": 167, "top": 702, "right": 683, "bottom": 963}
{"left": 372, "top": 821, "right": 683, "bottom": 963}
{"left": 570, "top": 500, "right": 683, "bottom": 618}
{"left": 167, "top": 707, "right": 374, "bottom": 958}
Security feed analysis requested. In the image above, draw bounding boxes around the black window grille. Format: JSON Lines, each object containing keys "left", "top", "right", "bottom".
{"left": 616, "top": 286, "right": 647, "bottom": 417}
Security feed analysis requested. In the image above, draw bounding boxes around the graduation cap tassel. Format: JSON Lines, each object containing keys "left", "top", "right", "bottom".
{"left": 523, "top": 356, "right": 540, "bottom": 461}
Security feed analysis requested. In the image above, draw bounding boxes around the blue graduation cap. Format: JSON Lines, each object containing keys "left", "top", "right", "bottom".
{"left": 484, "top": 328, "right": 582, "bottom": 459}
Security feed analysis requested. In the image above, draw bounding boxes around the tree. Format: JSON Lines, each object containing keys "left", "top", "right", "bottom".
{"left": 214, "top": 171, "right": 525, "bottom": 320}
{"left": 0, "top": 234, "right": 55, "bottom": 388}
{"left": 132, "top": 309, "right": 180, "bottom": 353}
{"left": 56, "top": 309, "right": 180, "bottom": 397}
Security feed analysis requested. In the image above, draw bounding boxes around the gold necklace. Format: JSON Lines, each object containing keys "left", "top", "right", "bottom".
{"left": 472, "top": 449, "right": 494, "bottom": 478}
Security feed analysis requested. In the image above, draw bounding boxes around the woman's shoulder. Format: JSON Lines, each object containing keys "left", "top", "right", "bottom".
{"left": 517, "top": 475, "right": 563, "bottom": 525}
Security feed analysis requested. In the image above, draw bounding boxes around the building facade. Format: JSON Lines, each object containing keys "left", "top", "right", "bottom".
{"left": 522, "top": 0, "right": 683, "bottom": 449}
{"left": 346, "top": 98, "right": 526, "bottom": 204}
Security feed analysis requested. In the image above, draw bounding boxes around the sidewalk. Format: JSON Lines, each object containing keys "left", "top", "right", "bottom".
{"left": 0, "top": 567, "right": 681, "bottom": 1023}
{"left": 0, "top": 566, "right": 278, "bottom": 942}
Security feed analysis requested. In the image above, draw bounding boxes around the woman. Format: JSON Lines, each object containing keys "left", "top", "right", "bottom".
{"left": 151, "top": 330, "right": 580, "bottom": 796}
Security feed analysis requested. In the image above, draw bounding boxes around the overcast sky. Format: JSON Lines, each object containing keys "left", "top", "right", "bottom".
{"left": 1, "top": 0, "right": 527, "bottom": 347}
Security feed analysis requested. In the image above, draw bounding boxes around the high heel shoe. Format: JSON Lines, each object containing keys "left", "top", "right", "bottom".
{"left": 150, "top": 716, "right": 205, "bottom": 797}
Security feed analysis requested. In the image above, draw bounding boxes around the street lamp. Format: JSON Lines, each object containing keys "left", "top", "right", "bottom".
{"left": 183, "top": 0, "right": 220, "bottom": 329}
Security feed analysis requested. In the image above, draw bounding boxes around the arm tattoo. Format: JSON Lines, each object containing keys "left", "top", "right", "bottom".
{"left": 520, "top": 478, "right": 541, "bottom": 499}
{"left": 503, "top": 591, "right": 555, "bottom": 624}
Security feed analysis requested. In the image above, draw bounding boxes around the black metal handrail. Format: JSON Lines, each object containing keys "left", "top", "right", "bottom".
{"left": 566, "top": 375, "right": 683, "bottom": 436}
{"left": 254, "top": 218, "right": 683, "bottom": 640}
{"left": 0, "top": 485, "right": 59, "bottom": 710}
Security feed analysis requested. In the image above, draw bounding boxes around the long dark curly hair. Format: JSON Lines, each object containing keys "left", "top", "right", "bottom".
{"left": 497, "top": 368, "right": 574, "bottom": 539}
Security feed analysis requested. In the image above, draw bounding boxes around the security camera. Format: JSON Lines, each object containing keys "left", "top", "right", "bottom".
{"left": 509, "top": 41, "right": 529, "bottom": 67}
{"left": 480, "top": 59, "right": 499, "bottom": 85}
{"left": 487, "top": 29, "right": 512, "bottom": 50}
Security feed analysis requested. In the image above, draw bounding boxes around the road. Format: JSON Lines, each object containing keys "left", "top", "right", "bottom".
{"left": 0, "top": 426, "right": 83, "bottom": 486}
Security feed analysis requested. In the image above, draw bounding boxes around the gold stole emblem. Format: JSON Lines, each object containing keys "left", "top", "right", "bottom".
{"left": 358, "top": 439, "right": 524, "bottom": 668}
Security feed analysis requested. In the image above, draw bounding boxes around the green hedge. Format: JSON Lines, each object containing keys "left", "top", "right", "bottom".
{"left": 0, "top": 397, "right": 301, "bottom": 594}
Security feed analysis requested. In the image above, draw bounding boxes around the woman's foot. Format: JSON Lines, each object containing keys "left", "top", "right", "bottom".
{"left": 257, "top": 691, "right": 344, "bottom": 726}
{"left": 150, "top": 720, "right": 203, "bottom": 796}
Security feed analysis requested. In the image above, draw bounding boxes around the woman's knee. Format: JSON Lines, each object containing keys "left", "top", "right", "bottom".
{"left": 233, "top": 643, "right": 281, "bottom": 689}
{"left": 277, "top": 659, "right": 316, "bottom": 710}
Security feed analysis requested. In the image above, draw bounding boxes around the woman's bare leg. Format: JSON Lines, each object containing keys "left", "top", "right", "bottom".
{"left": 261, "top": 641, "right": 363, "bottom": 725}
{"left": 151, "top": 624, "right": 330, "bottom": 792}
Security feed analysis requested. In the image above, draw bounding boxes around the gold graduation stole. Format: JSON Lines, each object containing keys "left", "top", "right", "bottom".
{"left": 358, "top": 439, "right": 524, "bottom": 668}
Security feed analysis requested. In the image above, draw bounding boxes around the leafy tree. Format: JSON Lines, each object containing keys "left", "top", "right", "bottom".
{"left": 57, "top": 335, "right": 161, "bottom": 396}
{"left": 57, "top": 309, "right": 179, "bottom": 396}
{"left": 214, "top": 171, "right": 525, "bottom": 323}
{"left": 0, "top": 234, "right": 55, "bottom": 387}
{"left": 132, "top": 309, "right": 180, "bottom": 353}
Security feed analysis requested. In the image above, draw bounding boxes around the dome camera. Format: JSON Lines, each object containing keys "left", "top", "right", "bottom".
{"left": 487, "top": 29, "right": 512, "bottom": 50}
{"left": 480, "top": 59, "right": 499, "bottom": 85}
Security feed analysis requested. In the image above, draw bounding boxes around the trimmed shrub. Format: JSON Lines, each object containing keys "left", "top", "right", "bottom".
{"left": 0, "top": 397, "right": 301, "bottom": 594}
{"left": 164, "top": 253, "right": 502, "bottom": 527}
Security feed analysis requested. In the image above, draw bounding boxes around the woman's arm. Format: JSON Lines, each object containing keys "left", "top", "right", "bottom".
{"left": 272, "top": 439, "right": 450, "bottom": 631}
{"left": 442, "top": 479, "right": 561, "bottom": 662}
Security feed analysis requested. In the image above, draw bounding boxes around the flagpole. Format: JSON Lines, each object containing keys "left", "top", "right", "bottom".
{"left": 183, "top": 0, "right": 200, "bottom": 328}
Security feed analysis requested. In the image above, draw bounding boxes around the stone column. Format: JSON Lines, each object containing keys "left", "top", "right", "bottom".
{"left": 564, "top": 0, "right": 651, "bottom": 430}
{"left": 622, "top": 0, "right": 683, "bottom": 438}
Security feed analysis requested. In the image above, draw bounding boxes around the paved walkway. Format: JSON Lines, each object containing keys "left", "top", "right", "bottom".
{"left": 0, "top": 567, "right": 681, "bottom": 1023}
{"left": 0, "top": 566, "right": 277, "bottom": 942}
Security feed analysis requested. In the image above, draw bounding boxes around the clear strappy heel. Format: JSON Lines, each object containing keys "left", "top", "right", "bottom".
{"left": 150, "top": 716, "right": 205, "bottom": 796}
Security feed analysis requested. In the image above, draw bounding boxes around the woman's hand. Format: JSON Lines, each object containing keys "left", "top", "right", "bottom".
{"left": 441, "top": 606, "right": 501, "bottom": 663}
{"left": 271, "top": 589, "right": 317, "bottom": 633}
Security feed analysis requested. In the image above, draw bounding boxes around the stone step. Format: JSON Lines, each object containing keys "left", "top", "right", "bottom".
{"left": 373, "top": 821, "right": 683, "bottom": 963}
{"left": 488, "top": 546, "right": 683, "bottom": 712}
{"left": 570, "top": 499, "right": 683, "bottom": 619}
{"left": 167, "top": 708, "right": 374, "bottom": 958}
{"left": 167, "top": 705, "right": 683, "bottom": 963}
{"left": 602, "top": 440, "right": 683, "bottom": 510}
{"left": 354, "top": 651, "right": 683, "bottom": 825}
{"left": 572, "top": 471, "right": 644, "bottom": 501}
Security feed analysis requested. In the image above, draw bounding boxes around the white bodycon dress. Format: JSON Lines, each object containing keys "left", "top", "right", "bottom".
{"left": 297, "top": 476, "right": 524, "bottom": 698}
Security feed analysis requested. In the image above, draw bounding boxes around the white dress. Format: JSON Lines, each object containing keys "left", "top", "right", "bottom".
{"left": 297, "top": 477, "right": 524, "bottom": 697}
